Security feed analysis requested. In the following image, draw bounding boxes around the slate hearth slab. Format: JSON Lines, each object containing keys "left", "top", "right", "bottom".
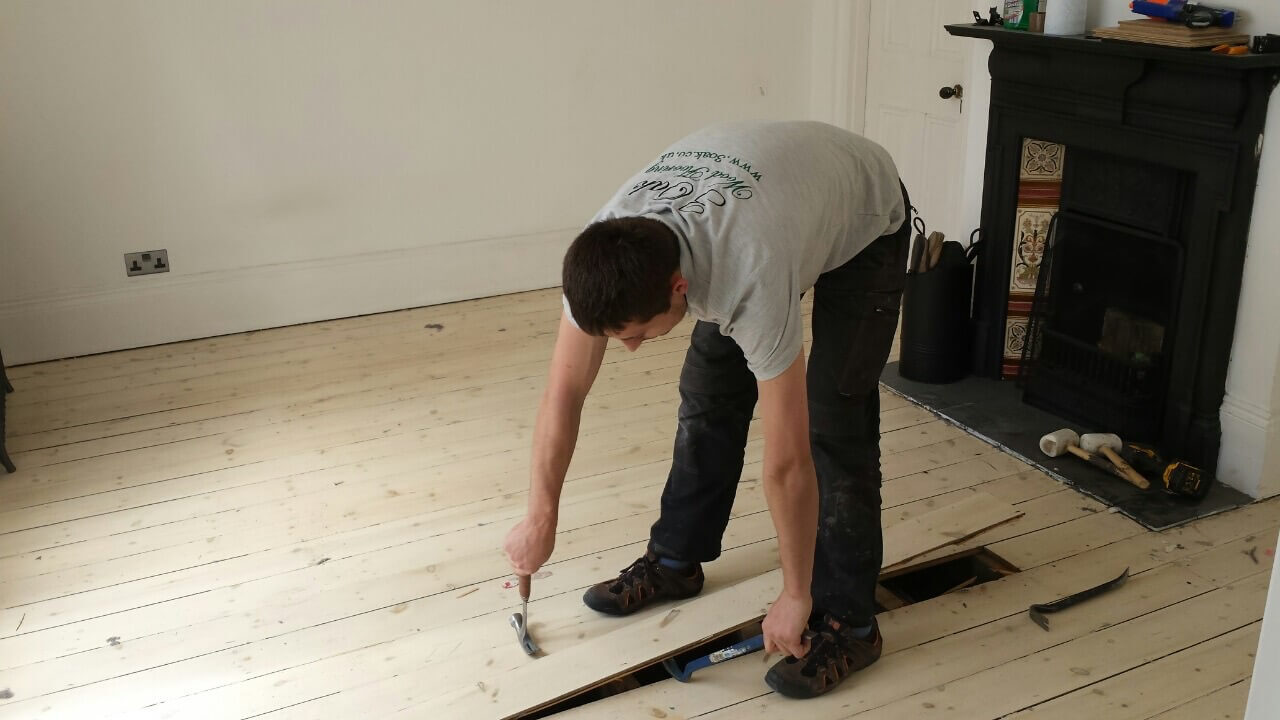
{"left": 880, "top": 362, "right": 1252, "bottom": 530}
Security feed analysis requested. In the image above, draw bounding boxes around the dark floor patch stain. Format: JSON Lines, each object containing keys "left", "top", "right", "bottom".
{"left": 424, "top": 323, "right": 445, "bottom": 332}
{"left": 1080, "top": 506, "right": 1099, "bottom": 513}
{"left": 316, "top": 557, "right": 331, "bottom": 565}
{"left": 1246, "top": 546, "right": 1259, "bottom": 564}
{"left": 107, "top": 636, "right": 121, "bottom": 647}
{"left": 0, "top": 689, "right": 12, "bottom": 700}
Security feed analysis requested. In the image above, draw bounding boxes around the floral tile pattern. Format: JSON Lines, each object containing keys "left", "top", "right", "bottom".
{"left": 1021, "top": 140, "right": 1064, "bottom": 180}
{"left": 1011, "top": 207, "right": 1053, "bottom": 292}
{"left": 1004, "top": 138, "right": 1065, "bottom": 379}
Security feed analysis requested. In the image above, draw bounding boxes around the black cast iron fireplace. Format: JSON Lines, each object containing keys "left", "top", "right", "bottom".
{"left": 946, "top": 24, "right": 1280, "bottom": 472}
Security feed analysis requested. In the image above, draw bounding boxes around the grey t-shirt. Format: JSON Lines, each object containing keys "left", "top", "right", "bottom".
{"left": 574, "top": 120, "right": 904, "bottom": 380}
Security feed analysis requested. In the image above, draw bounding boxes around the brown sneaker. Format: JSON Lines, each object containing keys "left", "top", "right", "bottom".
{"left": 582, "top": 552, "right": 704, "bottom": 616}
{"left": 764, "top": 614, "right": 882, "bottom": 699}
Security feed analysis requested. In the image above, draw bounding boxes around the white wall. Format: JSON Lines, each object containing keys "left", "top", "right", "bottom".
{"left": 0, "top": 1, "right": 816, "bottom": 365}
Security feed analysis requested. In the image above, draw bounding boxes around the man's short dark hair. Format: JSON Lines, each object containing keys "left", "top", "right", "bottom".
{"left": 562, "top": 217, "right": 680, "bottom": 335}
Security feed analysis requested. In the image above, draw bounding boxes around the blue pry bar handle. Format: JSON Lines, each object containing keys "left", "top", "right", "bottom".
{"left": 666, "top": 634, "right": 765, "bottom": 682}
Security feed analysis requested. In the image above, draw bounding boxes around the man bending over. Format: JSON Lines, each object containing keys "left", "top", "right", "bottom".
{"left": 505, "top": 120, "right": 909, "bottom": 698}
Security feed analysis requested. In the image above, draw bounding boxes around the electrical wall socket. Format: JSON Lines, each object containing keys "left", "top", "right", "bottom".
{"left": 124, "top": 249, "right": 170, "bottom": 277}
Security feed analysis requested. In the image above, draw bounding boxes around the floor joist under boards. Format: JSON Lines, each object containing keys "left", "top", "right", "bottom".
{"left": 0, "top": 287, "right": 1273, "bottom": 719}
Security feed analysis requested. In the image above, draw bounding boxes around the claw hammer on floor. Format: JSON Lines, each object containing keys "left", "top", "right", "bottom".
{"left": 509, "top": 574, "right": 541, "bottom": 656}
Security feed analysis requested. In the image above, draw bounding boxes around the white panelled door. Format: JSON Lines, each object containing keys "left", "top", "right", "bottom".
{"left": 863, "top": 0, "right": 974, "bottom": 240}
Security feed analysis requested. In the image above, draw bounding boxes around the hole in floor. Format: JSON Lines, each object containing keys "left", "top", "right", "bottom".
{"left": 877, "top": 548, "right": 1020, "bottom": 609}
{"left": 523, "top": 549, "right": 1019, "bottom": 718}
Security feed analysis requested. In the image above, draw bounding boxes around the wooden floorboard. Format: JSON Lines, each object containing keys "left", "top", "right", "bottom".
{"left": 1148, "top": 680, "right": 1252, "bottom": 720}
{"left": 0, "top": 287, "right": 1272, "bottom": 720}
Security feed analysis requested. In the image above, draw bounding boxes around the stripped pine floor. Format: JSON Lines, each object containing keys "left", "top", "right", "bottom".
{"left": 0, "top": 287, "right": 1273, "bottom": 719}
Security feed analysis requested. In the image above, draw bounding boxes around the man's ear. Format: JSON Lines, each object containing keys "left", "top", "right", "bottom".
{"left": 671, "top": 272, "right": 688, "bottom": 297}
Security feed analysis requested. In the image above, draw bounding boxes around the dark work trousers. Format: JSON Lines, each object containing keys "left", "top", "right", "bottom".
{"left": 648, "top": 186, "right": 911, "bottom": 627}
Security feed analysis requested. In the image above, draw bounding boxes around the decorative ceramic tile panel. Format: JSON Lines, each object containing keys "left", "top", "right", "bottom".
{"left": 1003, "top": 317, "right": 1029, "bottom": 376}
{"left": 1020, "top": 139, "right": 1064, "bottom": 180}
{"left": 1011, "top": 207, "right": 1053, "bottom": 292}
{"left": 1004, "top": 138, "right": 1065, "bottom": 379}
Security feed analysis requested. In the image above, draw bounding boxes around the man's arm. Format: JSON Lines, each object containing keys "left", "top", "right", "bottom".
{"left": 505, "top": 312, "right": 608, "bottom": 575}
{"left": 757, "top": 352, "right": 819, "bottom": 658}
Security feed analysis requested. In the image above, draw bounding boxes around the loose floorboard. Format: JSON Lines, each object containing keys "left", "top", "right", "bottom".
{"left": 0, "top": 287, "right": 1272, "bottom": 720}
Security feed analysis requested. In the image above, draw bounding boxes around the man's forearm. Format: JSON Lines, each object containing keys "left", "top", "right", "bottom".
{"left": 763, "top": 460, "right": 819, "bottom": 597}
{"left": 527, "top": 389, "right": 584, "bottom": 521}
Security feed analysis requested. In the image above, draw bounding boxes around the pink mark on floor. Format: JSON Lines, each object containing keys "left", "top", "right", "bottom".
{"left": 502, "top": 571, "right": 552, "bottom": 589}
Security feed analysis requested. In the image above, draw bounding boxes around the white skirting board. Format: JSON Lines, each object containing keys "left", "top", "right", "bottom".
{"left": 1219, "top": 393, "right": 1280, "bottom": 500}
{"left": 0, "top": 229, "right": 573, "bottom": 366}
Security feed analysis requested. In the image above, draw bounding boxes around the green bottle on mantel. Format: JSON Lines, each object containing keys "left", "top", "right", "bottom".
{"left": 1005, "top": 0, "right": 1040, "bottom": 30}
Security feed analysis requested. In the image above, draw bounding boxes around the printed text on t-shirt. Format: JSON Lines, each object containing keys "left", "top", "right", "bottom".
{"left": 628, "top": 150, "right": 762, "bottom": 216}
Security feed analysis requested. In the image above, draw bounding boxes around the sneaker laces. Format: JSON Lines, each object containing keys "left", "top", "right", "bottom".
{"left": 608, "top": 554, "right": 659, "bottom": 595}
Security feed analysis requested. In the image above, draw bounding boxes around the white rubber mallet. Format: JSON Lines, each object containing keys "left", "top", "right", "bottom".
{"left": 1039, "top": 428, "right": 1148, "bottom": 490}
{"left": 1080, "top": 433, "right": 1150, "bottom": 490}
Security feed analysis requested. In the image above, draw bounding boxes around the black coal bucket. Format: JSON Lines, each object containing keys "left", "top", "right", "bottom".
{"left": 898, "top": 233, "right": 977, "bottom": 384}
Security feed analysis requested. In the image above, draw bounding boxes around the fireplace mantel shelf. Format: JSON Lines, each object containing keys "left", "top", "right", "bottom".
{"left": 947, "top": 24, "right": 1280, "bottom": 70}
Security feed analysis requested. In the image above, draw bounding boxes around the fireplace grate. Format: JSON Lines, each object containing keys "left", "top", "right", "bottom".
{"left": 1024, "top": 328, "right": 1166, "bottom": 440}
{"left": 1019, "top": 211, "right": 1182, "bottom": 442}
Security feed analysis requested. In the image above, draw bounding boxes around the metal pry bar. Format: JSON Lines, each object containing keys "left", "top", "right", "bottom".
{"left": 1028, "top": 567, "right": 1130, "bottom": 631}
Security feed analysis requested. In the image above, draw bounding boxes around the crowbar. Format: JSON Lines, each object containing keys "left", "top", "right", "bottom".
{"left": 1028, "top": 567, "right": 1129, "bottom": 631}
{"left": 661, "top": 634, "right": 765, "bottom": 682}
{"left": 661, "top": 630, "right": 816, "bottom": 682}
